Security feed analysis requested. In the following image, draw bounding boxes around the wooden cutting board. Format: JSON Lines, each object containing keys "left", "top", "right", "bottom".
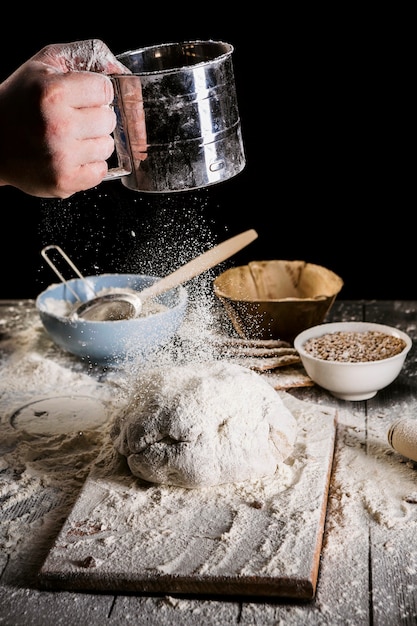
{"left": 38, "top": 392, "right": 336, "bottom": 600}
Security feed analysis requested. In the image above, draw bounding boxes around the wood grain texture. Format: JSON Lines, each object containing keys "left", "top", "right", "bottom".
{"left": 38, "top": 394, "right": 337, "bottom": 600}
{"left": 2, "top": 299, "right": 417, "bottom": 624}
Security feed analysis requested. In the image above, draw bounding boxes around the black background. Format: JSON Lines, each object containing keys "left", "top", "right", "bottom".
{"left": 0, "top": 10, "right": 412, "bottom": 300}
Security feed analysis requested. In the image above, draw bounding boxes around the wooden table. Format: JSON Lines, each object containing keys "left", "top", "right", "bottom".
{"left": 1, "top": 299, "right": 417, "bottom": 625}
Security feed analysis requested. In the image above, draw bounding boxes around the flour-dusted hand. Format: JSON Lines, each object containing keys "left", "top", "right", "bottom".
{"left": 0, "top": 39, "right": 130, "bottom": 198}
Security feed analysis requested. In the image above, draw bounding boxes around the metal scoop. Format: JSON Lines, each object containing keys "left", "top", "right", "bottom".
{"left": 41, "top": 229, "right": 258, "bottom": 322}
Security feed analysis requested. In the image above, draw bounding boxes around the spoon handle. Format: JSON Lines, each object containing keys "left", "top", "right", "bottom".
{"left": 139, "top": 229, "right": 258, "bottom": 299}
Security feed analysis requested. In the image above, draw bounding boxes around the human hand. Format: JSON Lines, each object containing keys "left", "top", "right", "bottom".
{"left": 0, "top": 39, "right": 130, "bottom": 198}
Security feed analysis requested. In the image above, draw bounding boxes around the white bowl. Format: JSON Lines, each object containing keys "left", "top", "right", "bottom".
{"left": 294, "top": 322, "right": 412, "bottom": 401}
{"left": 36, "top": 274, "right": 188, "bottom": 366}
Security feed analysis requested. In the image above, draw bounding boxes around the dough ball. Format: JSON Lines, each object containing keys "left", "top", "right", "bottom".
{"left": 110, "top": 361, "right": 297, "bottom": 488}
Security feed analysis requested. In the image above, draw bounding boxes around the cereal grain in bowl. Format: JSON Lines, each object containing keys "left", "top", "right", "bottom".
{"left": 303, "top": 330, "right": 407, "bottom": 362}
{"left": 294, "top": 322, "right": 412, "bottom": 401}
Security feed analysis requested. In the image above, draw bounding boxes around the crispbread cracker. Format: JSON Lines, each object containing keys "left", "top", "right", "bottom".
{"left": 260, "top": 364, "right": 314, "bottom": 390}
{"left": 210, "top": 333, "right": 310, "bottom": 388}
{"left": 228, "top": 354, "right": 301, "bottom": 371}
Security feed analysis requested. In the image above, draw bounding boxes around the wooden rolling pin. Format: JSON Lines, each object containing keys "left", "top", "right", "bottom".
{"left": 387, "top": 418, "right": 417, "bottom": 462}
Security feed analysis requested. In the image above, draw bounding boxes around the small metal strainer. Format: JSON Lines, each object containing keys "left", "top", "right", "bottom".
{"left": 41, "top": 230, "right": 258, "bottom": 322}
{"left": 41, "top": 246, "right": 142, "bottom": 321}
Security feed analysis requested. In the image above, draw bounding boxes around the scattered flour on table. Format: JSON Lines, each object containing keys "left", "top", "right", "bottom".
{"left": 41, "top": 390, "right": 336, "bottom": 583}
{"left": 1, "top": 302, "right": 417, "bottom": 606}
{"left": 0, "top": 312, "right": 121, "bottom": 564}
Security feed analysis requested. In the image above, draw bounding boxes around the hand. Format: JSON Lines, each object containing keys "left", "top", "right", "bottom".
{"left": 0, "top": 39, "right": 130, "bottom": 198}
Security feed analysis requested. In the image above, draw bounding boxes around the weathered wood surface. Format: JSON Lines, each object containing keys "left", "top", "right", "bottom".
{"left": 1, "top": 299, "right": 417, "bottom": 625}
{"left": 38, "top": 394, "right": 336, "bottom": 600}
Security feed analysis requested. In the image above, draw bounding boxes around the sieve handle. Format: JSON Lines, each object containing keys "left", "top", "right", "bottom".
{"left": 102, "top": 76, "right": 134, "bottom": 182}
{"left": 41, "top": 245, "right": 97, "bottom": 301}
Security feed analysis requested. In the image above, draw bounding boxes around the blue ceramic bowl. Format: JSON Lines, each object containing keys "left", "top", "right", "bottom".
{"left": 36, "top": 274, "right": 188, "bottom": 366}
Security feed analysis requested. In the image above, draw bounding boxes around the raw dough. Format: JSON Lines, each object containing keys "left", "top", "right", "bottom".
{"left": 110, "top": 361, "right": 297, "bottom": 488}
